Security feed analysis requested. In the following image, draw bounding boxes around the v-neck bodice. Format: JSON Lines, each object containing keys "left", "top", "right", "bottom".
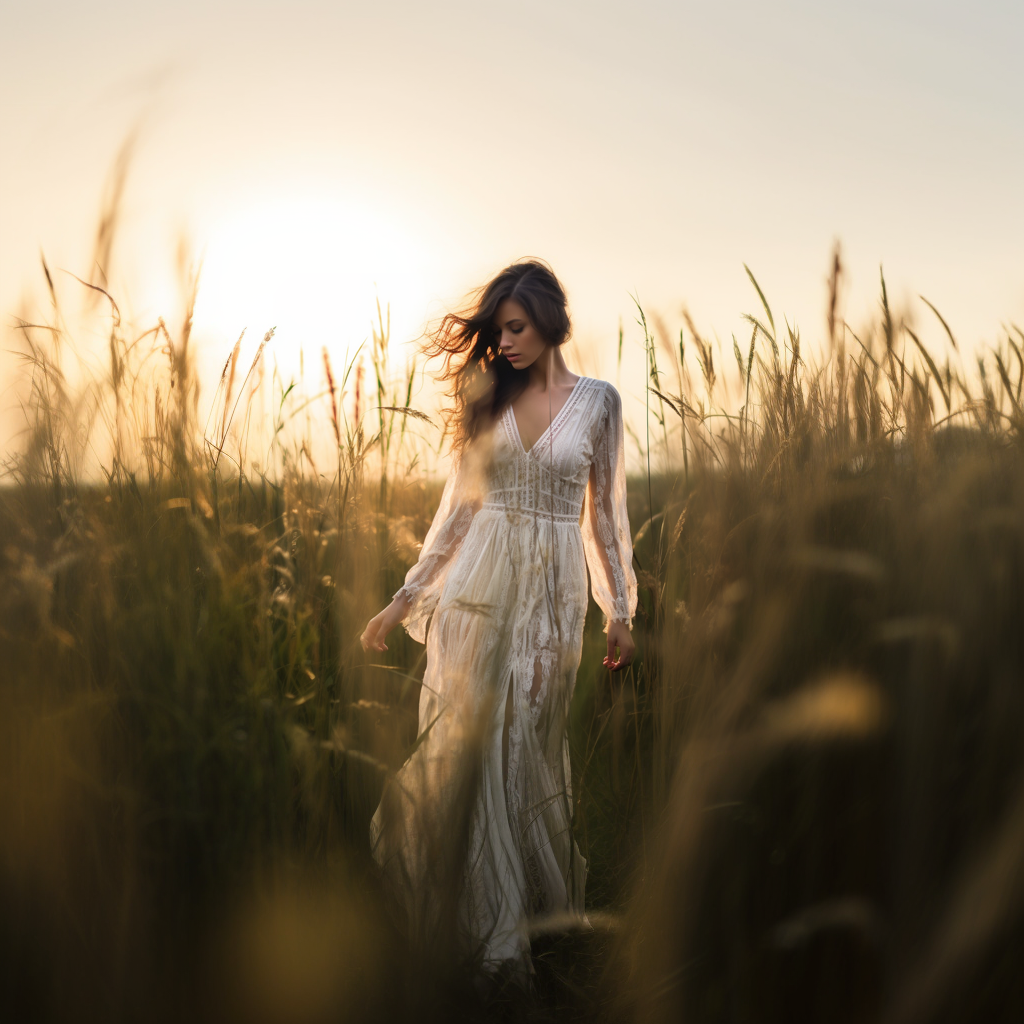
{"left": 505, "top": 376, "right": 587, "bottom": 456}
{"left": 486, "top": 375, "right": 604, "bottom": 521}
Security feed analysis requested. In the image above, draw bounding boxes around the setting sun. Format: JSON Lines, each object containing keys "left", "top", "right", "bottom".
{"left": 193, "top": 193, "right": 430, "bottom": 384}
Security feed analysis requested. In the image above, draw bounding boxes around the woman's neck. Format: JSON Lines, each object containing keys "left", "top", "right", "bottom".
{"left": 526, "top": 346, "right": 577, "bottom": 391}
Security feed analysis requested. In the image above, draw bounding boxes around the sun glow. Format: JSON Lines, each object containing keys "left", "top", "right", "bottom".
{"left": 192, "top": 194, "right": 430, "bottom": 387}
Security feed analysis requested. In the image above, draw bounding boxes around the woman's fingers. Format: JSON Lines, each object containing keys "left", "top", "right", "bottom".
{"left": 360, "top": 616, "right": 388, "bottom": 652}
{"left": 598, "top": 626, "right": 630, "bottom": 675}
{"left": 604, "top": 635, "right": 635, "bottom": 671}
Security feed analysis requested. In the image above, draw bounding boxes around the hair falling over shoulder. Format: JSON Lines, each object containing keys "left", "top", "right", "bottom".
{"left": 423, "top": 259, "right": 572, "bottom": 451}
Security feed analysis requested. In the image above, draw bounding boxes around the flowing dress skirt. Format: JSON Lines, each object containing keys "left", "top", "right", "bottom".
{"left": 370, "top": 506, "right": 590, "bottom": 972}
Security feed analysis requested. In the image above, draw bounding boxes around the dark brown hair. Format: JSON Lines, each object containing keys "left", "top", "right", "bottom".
{"left": 425, "top": 259, "right": 571, "bottom": 449}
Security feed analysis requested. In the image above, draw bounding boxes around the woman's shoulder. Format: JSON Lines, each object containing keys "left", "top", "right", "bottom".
{"left": 581, "top": 376, "right": 622, "bottom": 408}
{"left": 578, "top": 375, "right": 618, "bottom": 395}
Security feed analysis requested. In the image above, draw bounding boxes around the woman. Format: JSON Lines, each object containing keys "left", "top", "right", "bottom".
{"left": 360, "top": 259, "right": 637, "bottom": 978}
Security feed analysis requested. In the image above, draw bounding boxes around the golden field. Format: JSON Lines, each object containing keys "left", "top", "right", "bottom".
{"left": 3, "top": 219, "right": 1024, "bottom": 1023}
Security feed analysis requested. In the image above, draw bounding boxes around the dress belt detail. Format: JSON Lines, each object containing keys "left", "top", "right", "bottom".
{"left": 481, "top": 502, "right": 581, "bottom": 522}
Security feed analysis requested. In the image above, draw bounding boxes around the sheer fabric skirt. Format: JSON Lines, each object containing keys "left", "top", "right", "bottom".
{"left": 370, "top": 508, "right": 589, "bottom": 972}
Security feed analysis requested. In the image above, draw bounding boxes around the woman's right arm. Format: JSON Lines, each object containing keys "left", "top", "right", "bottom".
{"left": 360, "top": 448, "right": 480, "bottom": 649}
{"left": 359, "top": 591, "right": 411, "bottom": 652}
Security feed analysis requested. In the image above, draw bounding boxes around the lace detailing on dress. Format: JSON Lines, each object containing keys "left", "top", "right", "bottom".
{"left": 374, "top": 375, "right": 636, "bottom": 972}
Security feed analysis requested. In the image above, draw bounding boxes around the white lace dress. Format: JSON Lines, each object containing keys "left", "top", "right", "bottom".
{"left": 370, "top": 376, "right": 637, "bottom": 973}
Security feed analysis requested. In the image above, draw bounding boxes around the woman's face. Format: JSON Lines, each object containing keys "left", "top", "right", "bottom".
{"left": 493, "top": 297, "right": 548, "bottom": 370}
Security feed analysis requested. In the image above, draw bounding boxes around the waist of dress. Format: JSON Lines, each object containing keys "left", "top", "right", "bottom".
{"left": 480, "top": 501, "right": 582, "bottom": 523}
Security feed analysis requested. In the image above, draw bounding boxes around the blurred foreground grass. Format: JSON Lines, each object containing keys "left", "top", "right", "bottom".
{"left": 3, "top": 246, "right": 1024, "bottom": 1023}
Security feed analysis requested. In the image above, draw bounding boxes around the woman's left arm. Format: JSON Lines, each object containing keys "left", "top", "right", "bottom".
{"left": 581, "top": 383, "right": 638, "bottom": 670}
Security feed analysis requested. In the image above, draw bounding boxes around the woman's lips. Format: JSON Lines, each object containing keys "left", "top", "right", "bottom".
{"left": 505, "top": 353, "right": 519, "bottom": 361}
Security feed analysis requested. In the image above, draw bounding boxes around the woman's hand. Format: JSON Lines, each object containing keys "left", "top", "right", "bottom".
{"left": 360, "top": 594, "right": 411, "bottom": 652}
{"left": 604, "top": 620, "right": 635, "bottom": 671}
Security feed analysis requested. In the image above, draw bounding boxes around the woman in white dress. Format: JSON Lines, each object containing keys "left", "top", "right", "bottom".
{"left": 360, "top": 260, "right": 637, "bottom": 978}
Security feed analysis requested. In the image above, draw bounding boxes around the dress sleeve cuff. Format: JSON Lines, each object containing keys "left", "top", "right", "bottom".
{"left": 605, "top": 614, "right": 634, "bottom": 632}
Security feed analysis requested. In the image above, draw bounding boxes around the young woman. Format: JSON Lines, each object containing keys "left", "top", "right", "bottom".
{"left": 360, "top": 259, "right": 637, "bottom": 978}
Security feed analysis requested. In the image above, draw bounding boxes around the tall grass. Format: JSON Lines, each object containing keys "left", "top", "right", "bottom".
{"left": 3, "top": 198, "right": 1024, "bottom": 1023}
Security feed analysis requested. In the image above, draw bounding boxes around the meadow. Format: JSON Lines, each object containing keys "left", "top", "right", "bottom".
{"left": 3, "top": 233, "right": 1024, "bottom": 1023}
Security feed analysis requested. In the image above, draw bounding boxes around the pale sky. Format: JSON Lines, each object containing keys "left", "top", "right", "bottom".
{"left": 2, "top": 0, "right": 1022, "bottom": 458}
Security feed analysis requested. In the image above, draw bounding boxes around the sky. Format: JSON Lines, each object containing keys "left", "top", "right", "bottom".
{"left": 2, "top": 0, "right": 1022, "bottom": 457}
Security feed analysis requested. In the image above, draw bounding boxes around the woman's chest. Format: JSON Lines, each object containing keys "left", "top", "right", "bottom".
{"left": 508, "top": 385, "right": 580, "bottom": 453}
{"left": 487, "top": 388, "right": 602, "bottom": 490}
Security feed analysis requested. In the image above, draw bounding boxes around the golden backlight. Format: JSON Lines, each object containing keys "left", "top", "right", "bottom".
{"left": 193, "top": 193, "right": 430, "bottom": 388}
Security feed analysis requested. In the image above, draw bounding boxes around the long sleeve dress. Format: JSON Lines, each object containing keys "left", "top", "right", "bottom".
{"left": 369, "top": 376, "right": 637, "bottom": 975}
